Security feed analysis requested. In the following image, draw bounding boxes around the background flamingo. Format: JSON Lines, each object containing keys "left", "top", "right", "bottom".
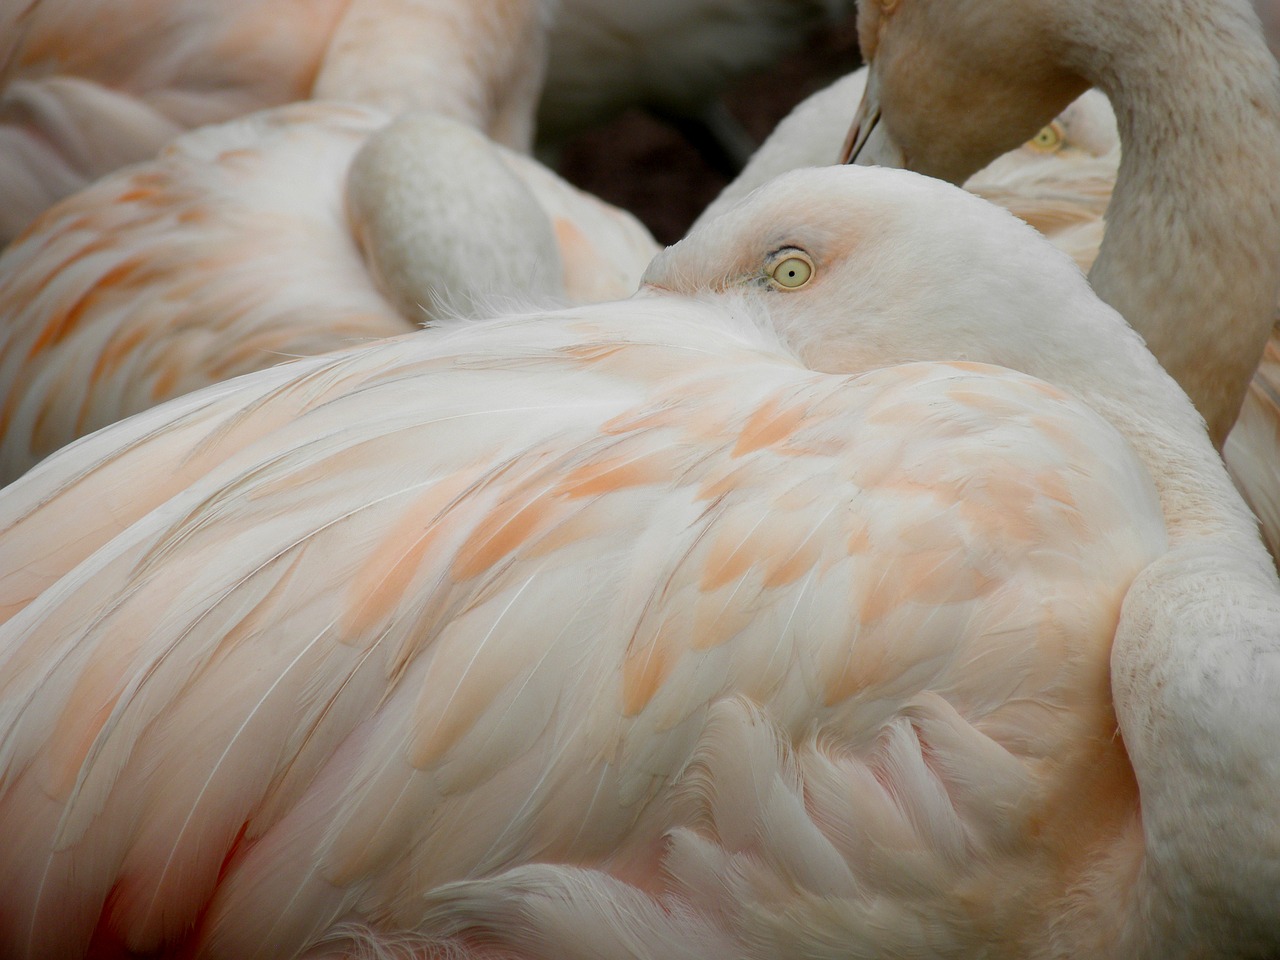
{"left": 698, "top": 75, "right": 1118, "bottom": 273}
{"left": 0, "top": 104, "right": 657, "bottom": 483}
{"left": 0, "top": 0, "right": 555, "bottom": 243}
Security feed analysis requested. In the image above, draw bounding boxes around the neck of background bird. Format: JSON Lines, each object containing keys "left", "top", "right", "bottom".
{"left": 1054, "top": 0, "right": 1280, "bottom": 447}
{"left": 1046, "top": 295, "right": 1280, "bottom": 955}
{"left": 314, "top": 0, "right": 554, "bottom": 151}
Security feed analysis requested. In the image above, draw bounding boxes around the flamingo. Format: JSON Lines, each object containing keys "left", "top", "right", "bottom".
{"left": 843, "top": 0, "right": 1280, "bottom": 448}
{"left": 0, "top": 0, "right": 555, "bottom": 243}
{"left": 0, "top": 164, "right": 1276, "bottom": 958}
{"left": 0, "top": 104, "right": 658, "bottom": 483}
{"left": 840, "top": 0, "right": 1280, "bottom": 559}
{"left": 696, "top": 74, "right": 1119, "bottom": 273}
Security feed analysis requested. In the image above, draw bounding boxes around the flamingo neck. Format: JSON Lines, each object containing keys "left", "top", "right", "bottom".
{"left": 314, "top": 0, "right": 554, "bottom": 151}
{"left": 1042, "top": 272, "right": 1280, "bottom": 956}
{"left": 1056, "top": 0, "right": 1280, "bottom": 446}
{"left": 345, "top": 113, "right": 564, "bottom": 323}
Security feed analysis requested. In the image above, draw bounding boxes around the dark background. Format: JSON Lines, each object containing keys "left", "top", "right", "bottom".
{"left": 555, "top": 15, "right": 863, "bottom": 246}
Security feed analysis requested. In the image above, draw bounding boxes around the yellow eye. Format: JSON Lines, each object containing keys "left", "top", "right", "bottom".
{"left": 1027, "top": 121, "right": 1064, "bottom": 153}
{"left": 769, "top": 254, "right": 813, "bottom": 289}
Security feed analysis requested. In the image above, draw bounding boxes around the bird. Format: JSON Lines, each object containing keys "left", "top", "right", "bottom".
{"left": 844, "top": 0, "right": 1280, "bottom": 448}
{"left": 536, "top": 0, "right": 856, "bottom": 173}
{"left": 0, "top": 0, "right": 556, "bottom": 243}
{"left": 842, "top": 0, "right": 1280, "bottom": 558}
{"left": 695, "top": 72, "right": 1119, "bottom": 273}
{"left": 0, "top": 164, "right": 1277, "bottom": 959}
{"left": 0, "top": 104, "right": 658, "bottom": 483}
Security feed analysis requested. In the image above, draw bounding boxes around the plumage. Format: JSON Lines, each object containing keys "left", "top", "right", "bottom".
{"left": 0, "top": 165, "right": 1276, "bottom": 959}
{"left": 0, "top": 0, "right": 555, "bottom": 242}
{"left": 0, "top": 104, "right": 657, "bottom": 482}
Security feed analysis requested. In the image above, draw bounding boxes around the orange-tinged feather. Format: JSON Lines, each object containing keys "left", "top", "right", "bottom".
{"left": 343, "top": 475, "right": 475, "bottom": 636}
{"left": 732, "top": 394, "right": 808, "bottom": 456}
{"left": 451, "top": 490, "right": 561, "bottom": 582}
{"left": 559, "top": 449, "right": 674, "bottom": 499}
{"left": 622, "top": 625, "right": 677, "bottom": 717}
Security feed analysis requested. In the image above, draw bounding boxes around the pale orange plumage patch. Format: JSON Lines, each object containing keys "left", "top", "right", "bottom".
{"left": 600, "top": 405, "right": 683, "bottom": 437}
{"left": 89, "top": 322, "right": 151, "bottom": 385}
{"left": 558, "top": 449, "right": 674, "bottom": 499}
{"left": 45, "top": 687, "right": 124, "bottom": 800}
{"left": 943, "top": 361, "right": 996, "bottom": 374}
{"left": 147, "top": 362, "right": 183, "bottom": 403}
{"left": 846, "top": 523, "right": 873, "bottom": 554}
{"left": 29, "top": 257, "right": 147, "bottom": 355}
{"left": 450, "top": 489, "right": 560, "bottom": 582}
{"left": 732, "top": 394, "right": 808, "bottom": 457}
{"left": 688, "top": 588, "right": 760, "bottom": 654}
{"left": 523, "top": 502, "right": 608, "bottom": 559}
{"left": 695, "top": 465, "right": 747, "bottom": 503}
{"left": 855, "top": 551, "right": 941, "bottom": 627}
{"left": 554, "top": 216, "right": 591, "bottom": 289}
{"left": 562, "top": 342, "right": 626, "bottom": 365}
{"left": 823, "top": 632, "right": 888, "bottom": 707}
{"left": 956, "top": 478, "right": 1046, "bottom": 547}
{"left": 112, "top": 185, "right": 164, "bottom": 206}
{"left": 1030, "top": 414, "right": 1093, "bottom": 463}
{"left": 622, "top": 624, "right": 677, "bottom": 716}
{"left": 761, "top": 536, "right": 823, "bottom": 589}
{"left": 215, "top": 147, "right": 265, "bottom": 169}
{"left": 344, "top": 474, "right": 474, "bottom": 636}
{"left": 699, "top": 526, "right": 763, "bottom": 593}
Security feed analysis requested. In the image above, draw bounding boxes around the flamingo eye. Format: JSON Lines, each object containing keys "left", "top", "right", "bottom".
{"left": 768, "top": 254, "right": 814, "bottom": 289}
{"left": 1028, "top": 121, "right": 1065, "bottom": 152}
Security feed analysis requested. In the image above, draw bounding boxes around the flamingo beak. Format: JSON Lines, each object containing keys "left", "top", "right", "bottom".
{"left": 840, "top": 69, "right": 907, "bottom": 168}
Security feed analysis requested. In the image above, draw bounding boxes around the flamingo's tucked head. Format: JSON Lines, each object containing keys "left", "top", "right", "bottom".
{"left": 642, "top": 164, "right": 1132, "bottom": 385}
{"left": 841, "top": 0, "right": 1088, "bottom": 184}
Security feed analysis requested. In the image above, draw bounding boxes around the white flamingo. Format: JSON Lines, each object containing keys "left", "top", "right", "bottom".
{"left": 0, "top": 164, "right": 1276, "bottom": 958}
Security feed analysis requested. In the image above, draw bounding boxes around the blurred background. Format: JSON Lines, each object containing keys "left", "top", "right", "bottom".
{"left": 555, "top": 13, "right": 862, "bottom": 245}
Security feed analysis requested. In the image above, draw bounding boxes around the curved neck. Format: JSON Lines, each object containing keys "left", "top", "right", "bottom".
{"left": 1027, "top": 300, "right": 1280, "bottom": 954}
{"left": 314, "top": 0, "right": 554, "bottom": 151}
{"left": 345, "top": 113, "right": 565, "bottom": 322}
{"left": 1097, "top": 381, "right": 1280, "bottom": 956}
{"left": 1055, "top": 0, "right": 1280, "bottom": 446}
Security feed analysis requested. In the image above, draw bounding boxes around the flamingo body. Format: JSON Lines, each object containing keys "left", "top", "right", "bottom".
{"left": 1, "top": 165, "right": 1276, "bottom": 958}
